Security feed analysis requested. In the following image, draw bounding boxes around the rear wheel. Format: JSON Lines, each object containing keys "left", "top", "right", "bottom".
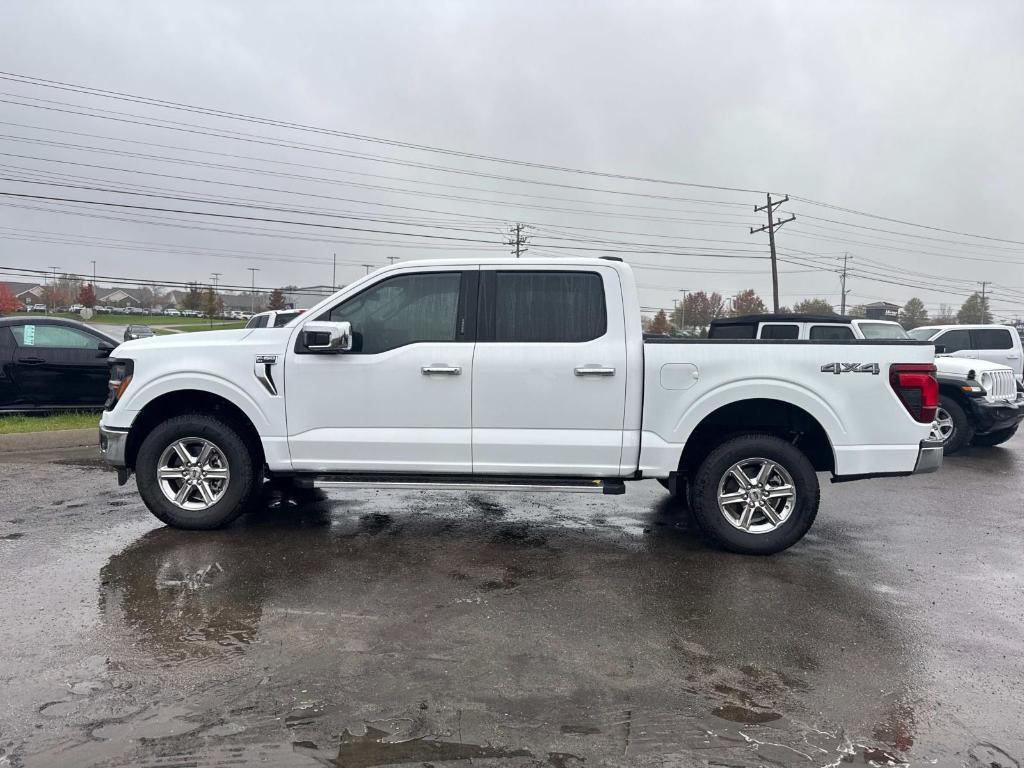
{"left": 971, "top": 424, "right": 1018, "bottom": 447}
{"left": 136, "top": 414, "right": 259, "bottom": 529}
{"left": 929, "top": 396, "right": 973, "bottom": 454}
{"left": 689, "top": 434, "right": 819, "bottom": 555}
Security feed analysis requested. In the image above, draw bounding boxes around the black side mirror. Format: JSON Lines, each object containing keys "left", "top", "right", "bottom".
{"left": 98, "top": 340, "right": 116, "bottom": 358}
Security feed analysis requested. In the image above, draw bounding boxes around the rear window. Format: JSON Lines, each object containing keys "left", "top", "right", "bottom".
{"left": 760, "top": 324, "right": 799, "bottom": 340}
{"left": 273, "top": 311, "right": 301, "bottom": 327}
{"left": 494, "top": 271, "right": 606, "bottom": 343}
{"left": 708, "top": 323, "right": 756, "bottom": 339}
{"left": 908, "top": 327, "right": 939, "bottom": 340}
{"left": 857, "top": 322, "right": 909, "bottom": 340}
{"left": 810, "top": 325, "right": 855, "bottom": 340}
{"left": 246, "top": 314, "right": 269, "bottom": 329}
{"left": 971, "top": 328, "right": 1013, "bottom": 350}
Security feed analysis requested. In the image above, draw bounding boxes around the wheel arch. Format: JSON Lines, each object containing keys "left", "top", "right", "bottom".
{"left": 676, "top": 398, "right": 835, "bottom": 476}
{"left": 125, "top": 389, "right": 265, "bottom": 471}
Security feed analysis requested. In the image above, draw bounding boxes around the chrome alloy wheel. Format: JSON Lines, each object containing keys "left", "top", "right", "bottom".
{"left": 929, "top": 407, "right": 954, "bottom": 443}
{"left": 716, "top": 457, "right": 796, "bottom": 534}
{"left": 157, "top": 437, "right": 230, "bottom": 511}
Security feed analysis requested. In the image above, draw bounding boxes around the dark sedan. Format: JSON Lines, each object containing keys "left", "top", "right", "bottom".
{"left": 124, "top": 325, "right": 155, "bottom": 341}
{"left": 0, "top": 317, "right": 118, "bottom": 412}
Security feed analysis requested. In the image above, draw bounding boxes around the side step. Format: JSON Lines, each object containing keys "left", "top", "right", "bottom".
{"left": 294, "top": 473, "right": 626, "bottom": 495}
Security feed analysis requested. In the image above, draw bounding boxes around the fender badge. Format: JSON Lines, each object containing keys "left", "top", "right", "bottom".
{"left": 256, "top": 354, "right": 278, "bottom": 365}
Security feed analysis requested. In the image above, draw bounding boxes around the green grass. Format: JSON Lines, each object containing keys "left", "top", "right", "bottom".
{"left": 0, "top": 411, "right": 101, "bottom": 434}
{"left": 49, "top": 311, "right": 239, "bottom": 327}
{"left": 161, "top": 321, "right": 247, "bottom": 332}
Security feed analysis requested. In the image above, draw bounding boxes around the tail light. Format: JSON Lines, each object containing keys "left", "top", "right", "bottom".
{"left": 105, "top": 359, "right": 134, "bottom": 410}
{"left": 889, "top": 363, "right": 938, "bottom": 423}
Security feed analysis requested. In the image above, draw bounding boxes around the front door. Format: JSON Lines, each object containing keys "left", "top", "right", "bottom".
{"left": 472, "top": 266, "right": 628, "bottom": 476}
{"left": 933, "top": 328, "right": 976, "bottom": 362}
{"left": 285, "top": 268, "right": 477, "bottom": 473}
{"left": 9, "top": 322, "right": 111, "bottom": 407}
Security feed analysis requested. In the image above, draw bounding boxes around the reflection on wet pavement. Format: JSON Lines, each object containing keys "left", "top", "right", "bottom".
{"left": 2, "top": 443, "right": 1023, "bottom": 766}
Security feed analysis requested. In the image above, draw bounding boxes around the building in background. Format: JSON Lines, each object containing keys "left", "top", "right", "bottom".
{"left": 864, "top": 301, "right": 900, "bottom": 321}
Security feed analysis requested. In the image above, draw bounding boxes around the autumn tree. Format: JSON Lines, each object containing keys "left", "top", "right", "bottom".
{"left": 673, "top": 290, "right": 725, "bottom": 330}
{"left": 900, "top": 297, "right": 929, "bottom": 329}
{"left": 932, "top": 303, "right": 957, "bottom": 324}
{"left": 957, "top": 292, "right": 992, "bottom": 324}
{"left": 181, "top": 283, "right": 204, "bottom": 312}
{"left": 730, "top": 289, "right": 767, "bottom": 316}
{"left": 646, "top": 309, "right": 672, "bottom": 335}
{"left": 267, "top": 288, "right": 287, "bottom": 310}
{"left": 78, "top": 283, "right": 97, "bottom": 308}
{"left": 201, "top": 286, "right": 224, "bottom": 317}
{"left": 0, "top": 284, "right": 19, "bottom": 315}
{"left": 792, "top": 298, "right": 834, "bottom": 315}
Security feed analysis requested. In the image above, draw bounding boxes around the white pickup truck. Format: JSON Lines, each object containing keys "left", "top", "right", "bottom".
{"left": 100, "top": 258, "right": 942, "bottom": 554}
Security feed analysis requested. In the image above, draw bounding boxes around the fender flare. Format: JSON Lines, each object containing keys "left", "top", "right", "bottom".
{"left": 123, "top": 373, "right": 274, "bottom": 435}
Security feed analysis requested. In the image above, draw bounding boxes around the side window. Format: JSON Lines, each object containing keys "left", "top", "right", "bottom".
{"left": 10, "top": 324, "right": 100, "bottom": 349}
{"left": 709, "top": 323, "right": 756, "bottom": 339}
{"left": 810, "top": 325, "right": 855, "bottom": 340}
{"left": 493, "top": 271, "right": 606, "bottom": 343}
{"left": 323, "top": 271, "right": 463, "bottom": 354}
{"left": 936, "top": 329, "right": 971, "bottom": 352}
{"left": 273, "top": 312, "right": 299, "bottom": 327}
{"left": 760, "top": 324, "right": 799, "bottom": 340}
{"left": 971, "top": 328, "right": 1013, "bottom": 350}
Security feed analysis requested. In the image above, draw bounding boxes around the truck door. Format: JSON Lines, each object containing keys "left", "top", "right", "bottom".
{"left": 472, "top": 266, "right": 628, "bottom": 476}
{"left": 932, "top": 329, "right": 976, "bottom": 361}
{"left": 284, "top": 268, "right": 477, "bottom": 473}
{"left": 970, "top": 328, "right": 1020, "bottom": 375}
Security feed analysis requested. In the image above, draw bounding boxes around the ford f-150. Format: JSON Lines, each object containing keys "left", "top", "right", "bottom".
{"left": 99, "top": 258, "right": 942, "bottom": 554}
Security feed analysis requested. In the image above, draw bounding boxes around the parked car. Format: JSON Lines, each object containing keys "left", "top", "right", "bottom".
{"left": 908, "top": 325, "right": 1023, "bottom": 382}
{"left": 709, "top": 315, "right": 1024, "bottom": 453}
{"left": 244, "top": 309, "right": 304, "bottom": 328}
{"left": 124, "top": 325, "right": 155, "bottom": 342}
{"left": 0, "top": 317, "right": 117, "bottom": 411}
{"left": 100, "top": 258, "right": 941, "bottom": 554}
{"left": 163, "top": 308, "right": 182, "bottom": 317}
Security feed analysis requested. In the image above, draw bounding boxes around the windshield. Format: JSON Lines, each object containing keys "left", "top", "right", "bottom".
{"left": 908, "top": 327, "right": 939, "bottom": 340}
{"left": 858, "top": 322, "right": 909, "bottom": 340}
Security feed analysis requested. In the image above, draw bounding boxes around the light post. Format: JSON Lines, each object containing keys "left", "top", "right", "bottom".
{"left": 247, "top": 267, "right": 259, "bottom": 313}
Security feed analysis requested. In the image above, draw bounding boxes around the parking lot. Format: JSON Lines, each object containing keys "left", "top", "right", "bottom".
{"left": 1, "top": 439, "right": 1021, "bottom": 768}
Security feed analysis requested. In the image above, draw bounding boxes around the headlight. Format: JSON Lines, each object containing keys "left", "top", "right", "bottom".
{"left": 105, "top": 358, "right": 134, "bottom": 410}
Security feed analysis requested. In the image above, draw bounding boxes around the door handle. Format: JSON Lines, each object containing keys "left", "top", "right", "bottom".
{"left": 17, "top": 357, "right": 45, "bottom": 365}
{"left": 574, "top": 366, "right": 616, "bottom": 377}
{"left": 421, "top": 365, "right": 462, "bottom": 375}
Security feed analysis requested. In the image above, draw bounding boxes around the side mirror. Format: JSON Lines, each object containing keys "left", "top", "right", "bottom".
{"left": 98, "top": 340, "right": 116, "bottom": 358}
{"left": 302, "top": 321, "right": 353, "bottom": 353}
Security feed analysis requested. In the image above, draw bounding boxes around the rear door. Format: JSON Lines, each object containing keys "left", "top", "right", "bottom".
{"left": 970, "top": 328, "right": 1021, "bottom": 374}
{"left": 472, "top": 266, "right": 628, "bottom": 476}
{"left": 9, "top": 323, "right": 111, "bottom": 407}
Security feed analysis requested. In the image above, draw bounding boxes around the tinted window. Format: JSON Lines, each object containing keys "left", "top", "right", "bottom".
{"left": 810, "top": 325, "right": 855, "bottom": 340}
{"left": 709, "top": 323, "right": 756, "bottom": 339}
{"left": 971, "top": 328, "right": 1013, "bottom": 350}
{"left": 273, "top": 311, "right": 301, "bottom": 327}
{"left": 246, "top": 315, "right": 269, "bottom": 328}
{"left": 935, "top": 329, "right": 971, "bottom": 352}
{"left": 760, "top": 324, "right": 799, "bottom": 340}
{"left": 493, "top": 271, "right": 605, "bottom": 343}
{"left": 857, "top": 322, "right": 909, "bottom": 340}
{"left": 11, "top": 324, "right": 99, "bottom": 348}
{"left": 908, "top": 327, "right": 939, "bottom": 340}
{"left": 324, "top": 271, "right": 462, "bottom": 353}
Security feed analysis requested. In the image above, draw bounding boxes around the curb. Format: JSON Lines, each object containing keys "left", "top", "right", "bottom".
{"left": 0, "top": 428, "right": 97, "bottom": 453}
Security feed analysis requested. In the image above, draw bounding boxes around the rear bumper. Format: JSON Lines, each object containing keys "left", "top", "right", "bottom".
{"left": 913, "top": 439, "right": 944, "bottom": 474}
{"left": 966, "top": 395, "right": 1024, "bottom": 435}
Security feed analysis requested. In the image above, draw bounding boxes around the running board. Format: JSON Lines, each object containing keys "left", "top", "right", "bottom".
{"left": 296, "top": 473, "right": 626, "bottom": 495}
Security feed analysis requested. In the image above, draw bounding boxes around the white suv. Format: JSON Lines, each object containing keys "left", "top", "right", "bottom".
{"left": 908, "top": 325, "right": 1023, "bottom": 382}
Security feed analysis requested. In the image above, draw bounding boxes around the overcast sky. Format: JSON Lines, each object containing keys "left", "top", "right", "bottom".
{"left": 1, "top": 1, "right": 1022, "bottom": 317}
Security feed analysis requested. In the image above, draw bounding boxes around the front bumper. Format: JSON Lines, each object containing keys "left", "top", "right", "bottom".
{"left": 99, "top": 424, "right": 132, "bottom": 485}
{"left": 966, "top": 395, "right": 1024, "bottom": 435}
{"left": 913, "top": 439, "right": 944, "bottom": 474}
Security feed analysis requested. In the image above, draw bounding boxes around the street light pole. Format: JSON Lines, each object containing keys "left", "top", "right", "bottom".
{"left": 679, "top": 289, "right": 689, "bottom": 332}
{"left": 247, "top": 267, "right": 259, "bottom": 313}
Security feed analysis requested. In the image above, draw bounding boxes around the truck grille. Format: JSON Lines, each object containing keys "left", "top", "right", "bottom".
{"left": 984, "top": 369, "right": 1016, "bottom": 401}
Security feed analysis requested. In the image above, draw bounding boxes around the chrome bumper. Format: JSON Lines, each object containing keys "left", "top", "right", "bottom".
{"left": 913, "top": 439, "right": 944, "bottom": 474}
{"left": 99, "top": 424, "right": 128, "bottom": 467}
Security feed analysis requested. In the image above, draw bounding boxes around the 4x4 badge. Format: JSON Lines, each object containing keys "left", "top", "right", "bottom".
{"left": 821, "top": 362, "right": 880, "bottom": 375}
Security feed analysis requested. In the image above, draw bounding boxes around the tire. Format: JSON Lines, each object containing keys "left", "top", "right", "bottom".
{"left": 930, "top": 395, "right": 974, "bottom": 454}
{"left": 135, "top": 413, "right": 259, "bottom": 529}
{"left": 689, "top": 434, "right": 819, "bottom": 555}
{"left": 970, "top": 424, "right": 1019, "bottom": 447}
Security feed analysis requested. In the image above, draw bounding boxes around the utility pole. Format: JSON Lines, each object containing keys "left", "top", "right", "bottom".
{"left": 247, "top": 267, "right": 259, "bottom": 313}
{"left": 209, "top": 273, "right": 222, "bottom": 327}
{"left": 386, "top": 256, "right": 399, "bottom": 265}
{"left": 362, "top": 263, "right": 374, "bottom": 275}
{"left": 507, "top": 223, "right": 529, "bottom": 258}
{"left": 48, "top": 266, "right": 59, "bottom": 313}
{"left": 90, "top": 260, "right": 96, "bottom": 286}
{"left": 332, "top": 253, "right": 336, "bottom": 289}
{"left": 838, "top": 253, "right": 852, "bottom": 315}
{"left": 678, "top": 289, "right": 690, "bottom": 332}
{"left": 750, "top": 194, "right": 795, "bottom": 312}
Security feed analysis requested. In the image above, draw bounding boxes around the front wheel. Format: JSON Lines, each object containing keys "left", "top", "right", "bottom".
{"left": 136, "top": 414, "right": 259, "bottom": 529}
{"left": 971, "top": 424, "right": 1019, "bottom": 447}
{"left": 929, "top": 396, "right": 974, "bottom": 454}
{"left": 689, "top": 434, "right": 819, "bottom": 555}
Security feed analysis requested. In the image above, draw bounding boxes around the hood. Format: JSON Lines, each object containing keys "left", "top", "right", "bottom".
{"left": 934, "top": 356, "right": 1012, "bottom": 377}
{"left": 115, "top": 328, "right": 254, "bottom": 354}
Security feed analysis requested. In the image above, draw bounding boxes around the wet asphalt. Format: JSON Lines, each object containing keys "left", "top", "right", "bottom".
{"left": 0, "top": 438, "right": 1022, "bottom": 768}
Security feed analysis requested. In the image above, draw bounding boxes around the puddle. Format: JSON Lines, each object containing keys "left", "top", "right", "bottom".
{"left": 1, "top": 532, "right": 24, "bottom": 540}
{"left": 712, "top": 703, "right": 782, "bottom": 724}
